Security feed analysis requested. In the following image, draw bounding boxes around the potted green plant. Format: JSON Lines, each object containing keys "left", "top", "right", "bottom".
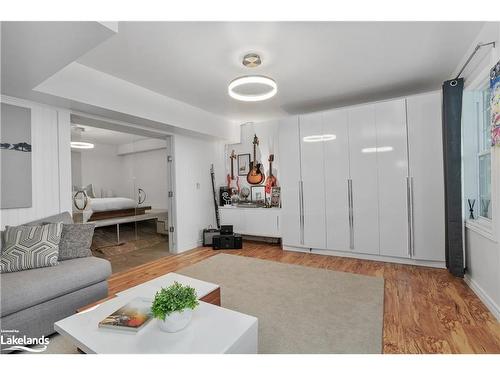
{"left": 151, "top": 281, "right": 199, "bottom": 332}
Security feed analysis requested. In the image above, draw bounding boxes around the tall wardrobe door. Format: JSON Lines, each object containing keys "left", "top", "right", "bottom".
{"left": 324, "top": 108, "right": 351, "bottom": 251}
{"left": 376, "top": 99, "right": 410, "bottom": 258}
{"left": 407, "top": 92, "right": 446, "bottom": 261}
{"left": 348, "top": 104, "right": 380, "bottom": 254}
{"left": 278, "top": 117, "right": 302, "bottom": 248}
{"left": 299, "top": 112, "right": 327, "bottom": 249}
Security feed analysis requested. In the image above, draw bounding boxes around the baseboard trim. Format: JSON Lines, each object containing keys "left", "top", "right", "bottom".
{"left": 464, "top": 274, "right": 500, "bottom": 321}
{"left": 282, "top": 245, "right": 446, "bottom": 269}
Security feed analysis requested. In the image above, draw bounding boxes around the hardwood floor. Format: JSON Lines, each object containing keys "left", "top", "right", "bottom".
{"left": 108, "top": 241, "right": 500, "bottom": 354}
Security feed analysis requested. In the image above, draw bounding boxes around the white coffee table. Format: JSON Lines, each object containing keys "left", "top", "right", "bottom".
{"left": 54, "top": 273, "right": 258, "bottom": 354}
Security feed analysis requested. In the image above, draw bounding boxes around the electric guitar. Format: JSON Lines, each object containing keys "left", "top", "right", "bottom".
{"left": 265, "top": 154, "right": 277, "bottom": 194}
{"left": 227, "top": 150, "right": 237, "bottom": 189}
{"left": 247, "top": 134, "right": 265, "bottom": 185}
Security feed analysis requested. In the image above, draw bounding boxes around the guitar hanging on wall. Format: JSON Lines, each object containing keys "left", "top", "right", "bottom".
{"left": 265, "top": 154, "right": 277, "bottom": 194}
{"left": 227, "top": 149, "right": 238, "bottom": 190}
{"left": 247, "top": 134, "right": 265, "bottom": 185}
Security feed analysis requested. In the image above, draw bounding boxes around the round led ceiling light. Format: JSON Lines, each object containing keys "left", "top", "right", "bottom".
{"left": 228, "top": 75, "right": 277, "bottom": 102}
{"left": 71, "top": 141, "right": 94, "bottom": 149}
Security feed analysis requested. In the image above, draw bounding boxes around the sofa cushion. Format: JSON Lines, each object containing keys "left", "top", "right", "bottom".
{"left": 58, "top": 223, "right": 95, "bottom": 261}
{"left": 0, "top": 256, "right": 111, "bottom": 317}
{"left": 1, "top": 223, "right": 63, "bottom": 273}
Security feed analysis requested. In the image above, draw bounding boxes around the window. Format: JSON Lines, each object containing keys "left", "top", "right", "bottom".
{"left": 462, "top": 83, "right": 492, "bottom": 222}
{"left": 478, "top": 86, "right": 492, "bottom": 220}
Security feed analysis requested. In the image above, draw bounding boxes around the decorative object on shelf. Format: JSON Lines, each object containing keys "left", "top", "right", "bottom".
{"left": 230, "top": 190, "right": 240, "bottom": 206}
{"left": 219, "top": 186, "right": 232, "bottom": 206}
{"left": 73, "top": 190, "right": 89, "bottom": 211}
{"left": 1, "top": 103, "right": 32, "bottom": 209}
{"left": 247, "top": 134, "right": 265, "bottom": 185}
{"left": 270, "top": 186, "right": 281, "bottom": 208}
{"left": 137, "top": 188, "right": 146, "bottom": 205}
{"left": 250, "top": 185, "right": 266, "bottom": 204}
{"left": 467, "top": 199, "right": 475, "bottom": 219}
{"left": 240, "top": 186, "right": 250, "bottom": 202}
{"left": 210, "top": 164, "right": 220, "bottom": 228}
{"left": 151, "top": 282, "right": 199, "bottom": 333}
{"left": 490, "top": 59, "right": 500, "bottom": 146}
{"left": 237, "top": 153, "right": 251, "bottom": 176}
{"left": 264, "top": 154, "right": 277, "bottom": 194}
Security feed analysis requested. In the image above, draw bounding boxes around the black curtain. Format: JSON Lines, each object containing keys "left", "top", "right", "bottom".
{"left": 442, "top": 78, "right": 464, "bottom": 277}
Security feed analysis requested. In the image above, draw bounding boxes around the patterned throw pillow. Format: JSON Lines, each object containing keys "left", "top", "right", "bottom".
{"left": 0, "top": 223, "right": 63, "bottom": 273}
{"left": 58, "top": 223, "right": 95, "bottom": 261}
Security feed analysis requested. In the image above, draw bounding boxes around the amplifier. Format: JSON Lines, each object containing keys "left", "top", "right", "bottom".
{"left": 220, "top": 225, "right": 233, "bottom": 235}
{"left": 212, "top": 234, "right": 242, "bottom": 250}
{"left": 203, "top": 228, "right": 220, "bottom": 247}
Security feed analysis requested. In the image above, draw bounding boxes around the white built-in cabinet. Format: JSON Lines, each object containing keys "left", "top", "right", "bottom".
{"left": 299, "top": 113, "right": 327, "bottom": 249}
{"left": 324, "top": 109, "right": 351, "bottom": 251}
{"left": 219, "top": 207, "right": 281, "bottom": 238}
{"left": 279, "top": 91, "right": 445, "bottom": 265}
{"left": 279, "top": 116, "right": 302, "bottom": 247}
{"left": 374, "top": 99, "right": 409, "bottom": 258}
{"left": 406, "top": 92, "right": 445, "bottom": 261}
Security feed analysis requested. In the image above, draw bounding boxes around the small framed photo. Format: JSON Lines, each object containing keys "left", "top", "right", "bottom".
{"left": 251, "top": 185, "right": 266, "bottom": 203}
{"left": 237, "top": 153, "right": 251, "bottom": 176}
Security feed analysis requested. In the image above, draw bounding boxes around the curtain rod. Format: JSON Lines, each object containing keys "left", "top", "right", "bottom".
{"left": 454, "top": 41, "right": 496, "bottom": 80}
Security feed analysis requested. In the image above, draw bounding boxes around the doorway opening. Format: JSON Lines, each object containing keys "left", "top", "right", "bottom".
{"left": 70, "top": 114, "right": 175, "bottom": 274}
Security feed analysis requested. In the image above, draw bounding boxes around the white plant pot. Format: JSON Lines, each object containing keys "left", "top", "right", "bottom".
{"left": 158, "top": 309, "right": 193, "bottom": 333}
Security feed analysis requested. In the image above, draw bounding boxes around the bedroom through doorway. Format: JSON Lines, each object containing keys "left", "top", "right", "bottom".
{"left": 69, "top": 116, "right": 174, "bottom": 274}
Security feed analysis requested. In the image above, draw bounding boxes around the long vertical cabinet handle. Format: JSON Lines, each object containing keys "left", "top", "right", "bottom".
{"left": 299, "top": 180, "right": 305, "bottom": 245}
{"left": 406, "top": 177, "right": 412, "bottom": 257}
{"left": 410, "top": 177, "right": 415, "bottom": 257}
{"left": 348, "top": 179, "right": 354, "bottom": 249}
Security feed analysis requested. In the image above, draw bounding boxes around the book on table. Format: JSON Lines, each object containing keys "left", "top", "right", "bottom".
{"left": 98, "top": 297, "right": 153, "bottom": 332}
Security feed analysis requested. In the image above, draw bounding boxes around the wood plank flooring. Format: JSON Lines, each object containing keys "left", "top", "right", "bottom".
{"left": 108, "top": 241, "right": 500, "bottom": 354}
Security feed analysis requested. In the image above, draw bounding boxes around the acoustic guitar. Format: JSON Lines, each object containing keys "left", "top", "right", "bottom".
{"left": 265, "top": 154, "right": 277, "bottom": 194}
{"left": 247, "top": 134, "right": 265, "bottom": 185}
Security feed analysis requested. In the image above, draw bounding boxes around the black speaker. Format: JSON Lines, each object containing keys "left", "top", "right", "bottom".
{"left": 220, "top": 225, "right": 233, "bottom": 235}
{"left": 212, "top": 234, "right": 242, "bottom": 250}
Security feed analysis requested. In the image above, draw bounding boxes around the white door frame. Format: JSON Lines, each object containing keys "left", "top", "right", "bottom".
{"left": 69, "top": 111, "right": 179, "bottom": 252}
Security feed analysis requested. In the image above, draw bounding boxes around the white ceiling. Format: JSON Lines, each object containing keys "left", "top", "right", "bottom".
{"left": 71, "top": 125, "right": 148, "bottom": 145}
{"left": 77, "top": 21, "right": 484, "bottom": 122}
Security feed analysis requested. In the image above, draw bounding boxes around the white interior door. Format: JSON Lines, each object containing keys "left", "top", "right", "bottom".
{"left": 323, "top": 108, "right": 351, "bottom": 251}
{"left": 348, "top": 104, "right": 379, "bottom": 254}
{"left": 375, "top": 99, "right": 410, "bottom": 258}
{"left": 300, "top": 112, "right": 326, "bottom": 249}
{"left": 278, "top": 117, "right": 302, "bottom": 247}
{"left": 407, "top": 92, "right": 446, "bottom": 261}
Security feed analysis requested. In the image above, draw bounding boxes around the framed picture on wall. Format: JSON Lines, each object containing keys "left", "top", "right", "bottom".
{"left": 237, "top": 153, "right": 251, "bottom": 176}
{"left": 250, "top": 185, "right": 266, "bottom": 203}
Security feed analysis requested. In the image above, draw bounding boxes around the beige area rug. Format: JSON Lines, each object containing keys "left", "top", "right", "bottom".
{"left": 178, "top": 254, "right": 385, "bottom": 354}
{"left": 24, "top": 253, "right": 384, "bottom": 354}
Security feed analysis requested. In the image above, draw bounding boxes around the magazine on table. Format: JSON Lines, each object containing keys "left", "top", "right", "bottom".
{"left": 98, "top": 297, "right": 153, "bottom": 332}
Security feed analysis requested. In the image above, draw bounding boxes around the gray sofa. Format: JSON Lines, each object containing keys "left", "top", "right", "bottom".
{"left": 0, "top": 212, "right": 111, "bottom": 347}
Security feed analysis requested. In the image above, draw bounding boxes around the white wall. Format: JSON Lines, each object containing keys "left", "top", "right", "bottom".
{"left": 121, "top": 148, "right": 168, "bottom": 209}
{"left": 0, "top": 96, "right": 72, "bottom": 229}
{"left": 459, "top": 22, "right": 500, "bottom": 320}
{"left": 76, "top": 142, "right": 125, "bottom": 198}
{"left": 173, "top": 133, "right": 225, "bottom": 252}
